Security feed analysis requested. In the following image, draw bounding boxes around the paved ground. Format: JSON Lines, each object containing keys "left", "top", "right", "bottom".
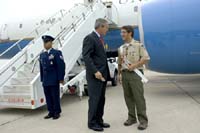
{"left": 0, "top": 71, "right": 200, "bottom": 133}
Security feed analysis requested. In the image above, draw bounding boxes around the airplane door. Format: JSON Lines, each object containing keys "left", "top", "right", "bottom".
{"left": 0, "top": 24, "right": 9, "bottom": 41}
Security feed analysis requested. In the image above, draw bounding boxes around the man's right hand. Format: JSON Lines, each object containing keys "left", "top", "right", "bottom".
{"left": 95, "top": 71, "right": 103, "bottom": 80}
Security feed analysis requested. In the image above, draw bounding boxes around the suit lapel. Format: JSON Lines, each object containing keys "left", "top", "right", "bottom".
{"left": 91, "top": 32, "right": 105, "bottom": 49}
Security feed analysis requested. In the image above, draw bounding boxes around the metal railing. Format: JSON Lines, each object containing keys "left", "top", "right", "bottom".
{"left": 31, "top": 4, "right": 93, "bottom": 73}
{"left": 0, "top": 5, "right": 81, "bottom": 58}
{"left": 54, "top": 8, "right": 91, "bottom": 48}
{"left": 0, "top": 3, "right": 91, "bottom": 80}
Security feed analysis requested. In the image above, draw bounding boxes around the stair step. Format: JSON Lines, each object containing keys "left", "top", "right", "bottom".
{"left": 3, "top": 85, "right": 32, "bottom": 93}
{"left": 19, "top": 70, "right": 38, "bottom": 75}
{"left": 11, "top": 78, "right": 34, "bottom": 85}
{"left": 0, "top": 93, "right": 31, "bottom": 96}
{"left": 24, "top": 63, "right": 40, "bottom": 72}
{"left": 17, "top": 71, "right": 37, "bottom": 78}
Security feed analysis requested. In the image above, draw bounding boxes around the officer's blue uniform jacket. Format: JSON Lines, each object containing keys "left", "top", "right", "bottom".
{"left": 39, "top": 48, "right": 65, "bottom": 86}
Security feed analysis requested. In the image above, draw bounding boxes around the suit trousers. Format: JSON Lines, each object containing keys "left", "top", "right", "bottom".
{"left": 87, "top": 75, "right": 107, "bottom": 126}
{"left": 43, "top": 85, "right": 61, "bottom": 115}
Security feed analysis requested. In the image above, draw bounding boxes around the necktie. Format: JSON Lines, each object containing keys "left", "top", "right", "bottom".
{"left": 99, "top": 36, "right": 105, "bottom": 46}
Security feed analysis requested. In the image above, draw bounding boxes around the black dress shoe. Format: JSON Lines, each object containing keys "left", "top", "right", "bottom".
{"left": 138, "top": 122, "right": 148, "bottom": 130}
{"left": 44, "top": 114, "right": 53, "bottom": 119}
{"left": 88, "top": 124, "right": 104, "bottom": 132}
{"left": 53, "top": 114, "right": 60, "bottom": 120}
{"left": 99, "top": 123, "right": 110, "bottom": 128}
{"left": 124, "top": 119, "right": 137, "bottom": 126}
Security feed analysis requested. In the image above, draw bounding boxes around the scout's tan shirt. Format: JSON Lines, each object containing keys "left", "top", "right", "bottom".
{"left": 118, "top": 39, "right": 150, "bottom": 70}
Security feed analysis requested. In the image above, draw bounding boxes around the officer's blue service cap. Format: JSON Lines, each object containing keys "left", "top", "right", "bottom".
{"left": 42, "top": 35, "right": 55, "bottom": 43}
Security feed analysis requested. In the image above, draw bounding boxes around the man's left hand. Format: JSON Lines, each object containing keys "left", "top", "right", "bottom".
{"left": 128, "top": 64, "right": 137, "bottom": 71}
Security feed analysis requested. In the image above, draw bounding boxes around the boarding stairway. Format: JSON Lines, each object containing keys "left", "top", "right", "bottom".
{"left": 0, "top": 2, "right": 112, "bottom": 109}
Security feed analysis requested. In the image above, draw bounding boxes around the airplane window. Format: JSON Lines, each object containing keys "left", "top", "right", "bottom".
{"left": 40, "top": 20, "right": 45, "bottom": 25}
{"left": 134, "top": 6, "right": 138, "bottom": 12}
{"left": 58, "top": 17, "right": 62, "bottom": 21}
{"left": 51, "top": 18, "right": 56, "bottom": 24}
{"left": 119, "top": 0, "right": 128, "bottom": 4}
{"left": 88, "top": 0, "right": 93, "bottom": 3}
{"left": 19, "top": 23, "right": 23, "bottom": 29}
{"left": 46, "top": 19, "right": 50, "bottom": 24}
{"left": 119, "top": 0, "right": 135, "bottom": 4}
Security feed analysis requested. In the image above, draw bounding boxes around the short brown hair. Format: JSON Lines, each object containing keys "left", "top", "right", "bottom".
{"left": 95, "top": 18, "right": 108, "bottom": 29}
{"left": 121, "top": 25, "right": 134, "bottom": 37}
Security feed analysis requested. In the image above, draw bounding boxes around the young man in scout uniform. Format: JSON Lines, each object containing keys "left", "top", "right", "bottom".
{"left": 39, "top": 35, "right": 65, "bottom": 120}
{"left": 118, "top": 26, "right": 150, "bottom": 130}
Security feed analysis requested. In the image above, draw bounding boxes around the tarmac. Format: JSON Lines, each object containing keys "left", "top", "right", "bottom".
{"left": 0, "top": 70, "right": 200, "bottom": 133}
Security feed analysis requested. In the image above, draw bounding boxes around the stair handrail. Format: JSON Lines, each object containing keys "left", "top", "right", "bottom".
{"left": 0, "top": 4, "right": 89, "bottom": 76}
{"left": 31, "top": 4, "right": 93, "bottom": 73}
{"left": 0, "top": 10, "right": 66, "bottom": 58}
{"left": 0, "top": 4, "right": 84, "bottom": 58}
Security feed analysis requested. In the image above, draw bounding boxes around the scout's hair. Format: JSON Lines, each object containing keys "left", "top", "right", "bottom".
{"left": 95, "top": 18, "right": 108, "bottom": 29}
{"left": 121, "top": 25, "right": 134, "bottom": 37}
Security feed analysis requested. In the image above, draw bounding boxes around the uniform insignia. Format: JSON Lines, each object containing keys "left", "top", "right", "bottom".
{"left": 49, "top": 54, "right": 54, "bottom": 60}
{"left": 60, "top": 55, "right": 64, "bottom": 60}
{"left": 50, "top": 61, "right": 53, "bottom": 65}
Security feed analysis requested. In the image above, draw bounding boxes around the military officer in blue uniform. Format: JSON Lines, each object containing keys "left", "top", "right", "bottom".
{"left": 39, "top": 35, "right": 65, "bottom": 120}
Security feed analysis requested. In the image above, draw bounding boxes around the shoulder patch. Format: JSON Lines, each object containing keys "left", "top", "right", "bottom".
{"left": 56, "top": 50, "right": 64, "bottom": 60}
{"left": 60, "top": 55, "right": 64, "bottom": 60}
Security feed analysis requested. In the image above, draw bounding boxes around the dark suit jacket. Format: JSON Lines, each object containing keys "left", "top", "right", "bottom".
{"left": 82, "top": 32, "right": 110, "bottom": 80}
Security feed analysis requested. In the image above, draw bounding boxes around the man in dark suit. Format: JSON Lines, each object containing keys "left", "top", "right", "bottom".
{"left": 82, "top": 18, "right": 110, "bottom": 132}
{"left": 39, "top": 35, "right": 65, "bottom": 120}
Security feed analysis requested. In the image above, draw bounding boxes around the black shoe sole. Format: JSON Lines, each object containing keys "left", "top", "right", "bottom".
{"left": 44, "top": 116, "right": 53, "bottom": 119}
{"left": 52, "top": 117, "right": 60, "bottom": 120}
{"left": 88, "top": 127, "right": 104, "bottom": 132}
{"left": 99, "top": 123, "right": 110, "bottom": 128}
{"left": 138, "top": 127, "right": 147, "bottom": 130}
{"left": 138, "top": 125, "right": 148, "bottom": 130}
{"left": 52, "top": 116, "right": 60, "bottom": 120}
{"left": 101, "top": 126, "right": 110, "bottom": 128}
{"left": 44, "top": 117, "right": 52, "bottom": 119}
{"left": 124, "top": 122, "right": 137, "bottom": 126}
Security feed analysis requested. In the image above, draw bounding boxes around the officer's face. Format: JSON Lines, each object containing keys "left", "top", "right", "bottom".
{"left": 44, "top": 42, "right": 53, "bottom": 50}
{"left": 121, "top": 29, "right": 132, "bottom": 41}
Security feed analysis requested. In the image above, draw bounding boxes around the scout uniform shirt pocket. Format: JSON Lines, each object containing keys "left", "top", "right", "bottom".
{"left": 127, "top": 46, "right": 140, "bottom": 63}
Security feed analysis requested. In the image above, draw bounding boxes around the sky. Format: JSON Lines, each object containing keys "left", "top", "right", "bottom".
{"left": 0, "top": 0, "right": 83, "bottom": 25}
{"left": 0, "top": 0, "right": 155, "bottom": 25}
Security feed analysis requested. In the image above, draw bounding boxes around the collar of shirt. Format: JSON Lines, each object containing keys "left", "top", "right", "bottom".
{"left": 94, "top": 30, "right": 101, "bottom": 38}
{"left": 124, "top": 39, "right": 136, "bottom": 47}
{"left": 44, "top": 48, "right": 52, "bottom": 54}
{"left": 129, "top": 39, "right": 136, "bottom": 45}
